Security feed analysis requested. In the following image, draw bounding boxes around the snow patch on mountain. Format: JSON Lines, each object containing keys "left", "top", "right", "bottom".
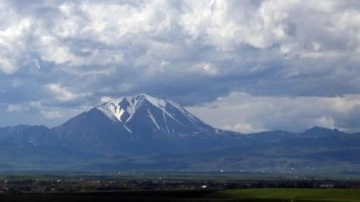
{"left": 141, "top": 94, "right": 183, "bottom": 125}
{"left": 145, "top": 93, "right": 166, "bottom": 109}
{"left": 97, "top": 93, "right": 186, "bottom": 126}
{"left": 90, "top": 93, "right": 222, "bottom": 138}
{"left": 97, "top": 102, "right": 122, "bottom": 123}
{"left": 147, "top": 109, "right": 160, "bottom": 130}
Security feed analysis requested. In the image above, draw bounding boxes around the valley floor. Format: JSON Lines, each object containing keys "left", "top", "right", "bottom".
{"left": 0, "top": 189, "right": 360, "bottom": 202}
{"left": 0, "top": 172, "right": 359, "bottom": 201}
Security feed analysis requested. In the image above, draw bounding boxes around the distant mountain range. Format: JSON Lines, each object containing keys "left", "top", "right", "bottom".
{"left": 0, "top": 94, "right": 359, "bottom": 174}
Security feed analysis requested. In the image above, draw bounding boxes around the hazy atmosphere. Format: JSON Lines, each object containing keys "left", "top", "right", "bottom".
{"left": 1, "top": 0, "right": 360, "bottom": 133}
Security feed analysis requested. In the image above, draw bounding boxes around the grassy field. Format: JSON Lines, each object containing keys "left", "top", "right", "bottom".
{"left": 210, "top": 188, "right": 360, "bottom": 202}
{"left": 0, "top": 189, "right": 359, "bottom": 202}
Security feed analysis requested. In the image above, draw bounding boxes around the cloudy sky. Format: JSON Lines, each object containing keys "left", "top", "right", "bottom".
{"left": 1, "top": 0, "right": 360, "bottom": 133}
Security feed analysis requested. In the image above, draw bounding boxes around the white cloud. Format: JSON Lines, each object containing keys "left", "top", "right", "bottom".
{"left": 100, "top": 96, "right": 113, "bottom": 103}
{"left": 41, "top": 110, "right": 63, "bottom": 119}
{"left": 46, "top": 83, "right": 90, "bottom": 102}
{"left": 187, "top": 92, "right": 360, "bottom": 133}
{"left": 1, "top": 0, "right": 360, "bottom": 71}
{"left": 202, "top": 63, "right": 218, "bottom": 76}
{"left": 316, "top": 116, "right": 335, "bottom": 129}
{"left": 0, "top": 58, "right": 14, "bottom": 74}
{"left": 179, "top": 0, "right": 360, "bottom": 59}
{"left": 41, "top": 44, "right": 80, "bottom": 65}
{"left": 0, "top": 2, "right": 33, "bottom": 74}
{"left": 7, "top": 104, "right": 27, "bottom": 112}
{"left": 46, "top": 83, "right": 77, "bottom": 101}
{"left": 1, "top": 0, "right": 360, "bottom": 131}
{"left": 179, "top": 0, "right": 293, "bottom": 50}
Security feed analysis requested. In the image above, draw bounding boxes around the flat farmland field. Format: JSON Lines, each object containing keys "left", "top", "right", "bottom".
{"left": 0, "top": 189, "right": 359, "bottom": 202}
{"left": 209, "top": 188, "right": 360, "bottom": 202}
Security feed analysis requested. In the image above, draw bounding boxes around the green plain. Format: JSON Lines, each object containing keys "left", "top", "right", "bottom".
{"left": 0, "top": 189, "right": 359, "bottom": 202}
{"left": 210, "top": 188, "right": 360, "bottom": 201}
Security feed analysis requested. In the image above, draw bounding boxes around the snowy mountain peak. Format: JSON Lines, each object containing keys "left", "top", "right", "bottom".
{"left": 98, "top": 94, "right": 172, "bottom": 118}
{"left": 97, "top": 93, "right": 168, "bottom": 123}
{"left": 121, "top": 93, "right": 167, "bottom": 109}
{"left": 92, "top": 93, "right": 216, "bottom": 137}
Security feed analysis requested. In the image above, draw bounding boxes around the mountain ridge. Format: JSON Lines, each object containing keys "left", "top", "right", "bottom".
{"left": 54, "top": 93, "right": 230, "bottom": 143}
{"left": 0, "top": 94, "right": 359, "bottom": 172}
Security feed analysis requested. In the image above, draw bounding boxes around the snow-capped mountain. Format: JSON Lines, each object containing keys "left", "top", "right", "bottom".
{"left": 96, "top": 93, "right": 217, "bottom": 137}
{"left": 0, "top": 95, "right": 359, "bottom": 171}
{"left": 53, "top": 94, "right": 230, "bottom": 152}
